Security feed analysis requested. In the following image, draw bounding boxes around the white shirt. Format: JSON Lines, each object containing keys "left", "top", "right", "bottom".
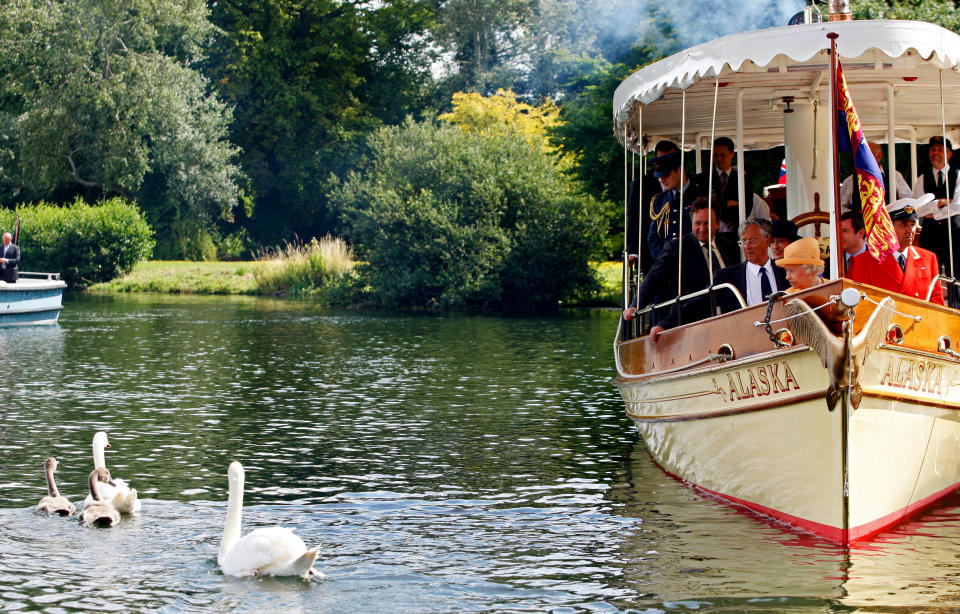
{"left": 840, "top": 171, "right": 911, "bottom": 210}
{"left": 913, "top": 164, "right": 960, "bottom": 206}
{"left": 745, "top": 259, "right": 776, "bottom": 306}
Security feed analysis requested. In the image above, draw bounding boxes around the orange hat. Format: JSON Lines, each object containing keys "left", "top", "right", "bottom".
{"left": 775, "top": 236, "right": 824, "bottom": 267}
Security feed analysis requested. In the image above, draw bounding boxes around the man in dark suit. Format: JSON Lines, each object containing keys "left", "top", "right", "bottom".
{"left": 696, "top": 136, "right": 753, "bottom": 232}
{"left": 623, "top": 198, "right": 740, "bottom": 333}
{"left": 848, "top": 198, "right": 945, "bottom": 305}
{"left": 0, "top": 233, "right": 20, "bottom": 283}
{"left": 626, "top": 140, "right": 678, "bottom": 274}
{"left": 646, "top": 218, "right": 789, "bottom": 340}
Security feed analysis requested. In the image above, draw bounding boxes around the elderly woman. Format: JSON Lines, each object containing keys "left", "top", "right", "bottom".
{"left": 775, "top": 236, "right": 825, "bottom": 292}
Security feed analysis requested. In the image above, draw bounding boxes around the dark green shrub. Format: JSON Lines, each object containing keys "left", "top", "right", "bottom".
{"left": 332, "top": 119, "right": 603, "bottom": 311}
{"left": 0, "top": 198, "right": 154, "bottom": 288}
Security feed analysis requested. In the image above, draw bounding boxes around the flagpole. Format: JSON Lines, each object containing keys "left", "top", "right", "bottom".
{"left": 828, "top": 32, "right": 845, "bottom": 279}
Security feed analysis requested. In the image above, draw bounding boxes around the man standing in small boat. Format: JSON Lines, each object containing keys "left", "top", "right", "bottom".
{"left": 848, "top": 198, "right": 944, "bottom": 305}
{"left": 0, "top": 233, "right": 20, "bottom": 283}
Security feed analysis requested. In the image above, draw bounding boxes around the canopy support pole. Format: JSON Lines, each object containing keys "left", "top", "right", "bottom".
{"left": 636, "top": 107, "right": 644, "bottom": 305}
{"left": 736, "top": 90, "right": 746, "bottom": 228}
{"left": 885, "top": 84, "right": 896, "bottom": 202}
{"left": 623, "top": 124, "right": 630, "bottom": 312}
{"left": 677, "top": 90, "right": 687, "bottom": 304}
{"left": 829, "top": 33, "right": 844, "bottom": 279}
{"left": 941, "top": 70, "right": 954, "bottom": 279}
{"left": 708, "top": 76, "right": 720, "bottom": 284}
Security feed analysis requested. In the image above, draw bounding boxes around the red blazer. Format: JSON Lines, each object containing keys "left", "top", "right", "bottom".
{"left": 848, "top": 246, "right": 945, "bottom": 305}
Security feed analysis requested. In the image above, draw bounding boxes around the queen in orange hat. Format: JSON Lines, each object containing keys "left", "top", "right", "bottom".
{"left": 775, "top": 236, "right": 825, "bottom": 292}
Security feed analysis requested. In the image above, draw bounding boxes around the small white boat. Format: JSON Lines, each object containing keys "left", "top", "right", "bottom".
{"left": 0, "top": 272, "right": 67, "bottom": 326}
{"left": 612, "top": 12, "right": 960, "bottom": 544}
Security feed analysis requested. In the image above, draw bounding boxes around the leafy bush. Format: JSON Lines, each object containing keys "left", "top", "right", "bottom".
{"left": 331, "top": 119, "right": 603, "bottom": 311}
{"left": 0, "top": 198, "right": 154, "bottom": 288}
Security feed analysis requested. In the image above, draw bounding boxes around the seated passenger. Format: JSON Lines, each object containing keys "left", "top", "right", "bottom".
{"left": 770, "top": 219, "right": 800, "bottom": 261}
{"left": 847, "top": 197, "right": 945, "bottom": 305}
{"left": 775, "top": 237, "right": 825, "bottom": 292}
{"left": 647, "top": 218, "right": 788, "bottom": 341}
{"left": 623, "top": 197, "right": 739, "bottom": 324}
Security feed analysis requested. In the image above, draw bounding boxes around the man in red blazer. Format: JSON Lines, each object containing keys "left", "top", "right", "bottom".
{"left": 848, "top": 198, "right": 945, "bottom": 305}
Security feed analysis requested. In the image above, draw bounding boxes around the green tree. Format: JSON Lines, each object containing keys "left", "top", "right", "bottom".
{"left": 549, "top": 34, "right": 676, "bottom": 258}
{"left": 0, "top": 0, "right": 243, "bottom": 259}
{"left": 332, "top": 119, "right": 603, "bottom": 311}
{"left": 853, "top": 0, "right": 960, "bottom": 31}
{"left": 206, "top": 0, "right": 437, "bottom": 245}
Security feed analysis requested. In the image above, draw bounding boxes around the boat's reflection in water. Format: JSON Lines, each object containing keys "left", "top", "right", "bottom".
{"left": 607, "top": 443, "right": 960, "bottom": 611}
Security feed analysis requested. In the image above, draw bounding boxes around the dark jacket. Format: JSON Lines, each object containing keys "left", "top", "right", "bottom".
{"left": 696, "top": 166, "right": 753, "bottom": 230}
{"left": 660, "top": 259, "right": 789, "bottom": 329}
{"left": 635, "top": 232, "right": 741, "bottom": 325}
{"left": 1, "top": 242, "right": 20, "bottom": 283}
{"left": 646, "top": 185, "right": 699, "bottom": 264}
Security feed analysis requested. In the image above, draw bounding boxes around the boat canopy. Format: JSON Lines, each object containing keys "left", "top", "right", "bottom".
{"left": 614, "top": 20, "right": 960, "bottom": 150}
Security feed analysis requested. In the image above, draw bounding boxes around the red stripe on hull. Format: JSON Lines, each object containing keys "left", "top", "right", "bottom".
{"left": 694, "top": 479, "right": 960, "bottom": 545}
{"left": 847, "top": 480, "right": 960, "bottom": 541}
{"left": 639, "top": 431, "right": 960, "bottom": 544}
{"left": 693, "top": 482, "right": 847, "bottom": 543}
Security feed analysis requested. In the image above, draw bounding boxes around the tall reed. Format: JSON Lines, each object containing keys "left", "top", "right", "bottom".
{"left": 253, "top": 236, "right": 356, "bottom": 297}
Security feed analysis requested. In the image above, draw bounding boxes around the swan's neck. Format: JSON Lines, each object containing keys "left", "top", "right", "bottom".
{"left": 88, "top": 472, "right": 103, "bottom": 502}
{"left": 219, "top": 473, "right": 244, "bottom": 564}
{"left": 92, "top": 441, "right": 107, "bottom": 470}
{"left": 45, "top": 464, "right": 59, "bottom": 498}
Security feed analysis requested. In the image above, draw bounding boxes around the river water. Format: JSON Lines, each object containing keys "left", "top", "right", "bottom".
{"left": 1, "top": 294, "right": 959, "bottom": 613}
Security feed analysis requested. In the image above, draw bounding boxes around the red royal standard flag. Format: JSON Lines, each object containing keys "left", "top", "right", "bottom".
{"left": 835, "top": 59, "right": 898, "bottom": 262}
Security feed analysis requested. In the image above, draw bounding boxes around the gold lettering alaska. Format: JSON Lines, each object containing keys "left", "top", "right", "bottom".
{"left": 879, "top": 356, "right": 953, "bottom": 396}
{"left": 715, "top": 362, "right": 801, "bottom": 402}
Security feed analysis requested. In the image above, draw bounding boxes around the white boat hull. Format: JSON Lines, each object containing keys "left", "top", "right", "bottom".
{"left": 0, "top": 276, "right": 67, "bottom": 326}
{"left": 615, "top": 340, "right": 960, "bottom": 543}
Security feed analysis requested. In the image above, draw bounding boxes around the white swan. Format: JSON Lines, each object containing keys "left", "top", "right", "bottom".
{"left": 79, "top": 468, "right": 121, "bottom": 528}
{"left": 218, "top": 461, "right": 321, "bottom": 579}
{"left": 36, "top": 457, "right": 75, "bottom": 516}
{"left": 84, "top": 431, "right": 141, "bottom": 514}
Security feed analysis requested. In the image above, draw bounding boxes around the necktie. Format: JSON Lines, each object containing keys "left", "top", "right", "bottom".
{"left": 938, "top": 170, "right": 944, "bottom": 189}
{"left": 701, "top": 242, "right": 723, "bottom": 269}
{"left": 759, "top": 267, "right": 772, "bottom": 299}
{"left": 898, "top": 253, "right": 906, "bottom": 271}
{"left": 719, "top": 171, "right": 728, "bottom": 194}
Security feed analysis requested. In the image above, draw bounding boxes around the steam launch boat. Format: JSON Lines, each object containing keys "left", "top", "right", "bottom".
{"left": 612, "top": 10, "right": 960, "bottom": 543}
{"left": 0, "top": 273, "right": 67, "bottom": 326}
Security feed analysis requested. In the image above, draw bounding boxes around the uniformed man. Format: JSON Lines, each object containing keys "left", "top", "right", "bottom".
{"left": 913, "top": 136, "right": 959, "bottom": 306}
{"left": 848, "top": 197, "right": 945, "bottom": 305}
{"left": 647, "top": 150, "right": 697, "bottom": 263}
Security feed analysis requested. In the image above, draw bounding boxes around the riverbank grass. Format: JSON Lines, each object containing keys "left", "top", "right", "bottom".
{"left": 88, "top": 260, "right": 263, "bottom": 294}
{"left": 90, "top": 255, "right": 621, "bottom": 306}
